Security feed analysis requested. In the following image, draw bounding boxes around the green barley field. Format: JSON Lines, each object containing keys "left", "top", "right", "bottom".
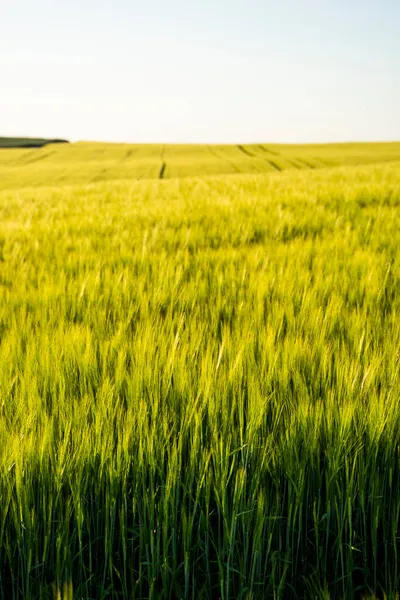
{"left": 1, "top": 141, "right": 400, "bottom": 599}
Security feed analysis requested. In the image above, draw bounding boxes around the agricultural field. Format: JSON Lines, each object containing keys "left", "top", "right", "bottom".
{"left": 0, "top": 143, "right": 400, "bottom": 599}
{"left": 0, "top": 140, "right": 400, "bottom": 191}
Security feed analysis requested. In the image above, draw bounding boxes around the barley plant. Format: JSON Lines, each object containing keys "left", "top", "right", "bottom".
{"left": 0, "top": 150, "right": 399, "bottom": 598}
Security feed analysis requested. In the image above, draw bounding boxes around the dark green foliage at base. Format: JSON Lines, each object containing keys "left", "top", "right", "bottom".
{"left": 0, "top": 137, "right": 68, "bottom": 149}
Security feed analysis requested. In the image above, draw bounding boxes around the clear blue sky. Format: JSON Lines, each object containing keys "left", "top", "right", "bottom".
{"left": 1, "top": 0, "right": 399, "bottom": 143}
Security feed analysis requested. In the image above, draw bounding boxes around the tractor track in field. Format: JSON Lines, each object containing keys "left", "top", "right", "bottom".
{"left": 207, "top": 145, "right": 241, "bottom": 174}
{"left": 266, "top": 160, "right": 282, "bottom": 172}
{"left": 287, "top": 159, "right": 302, "bottom": 169}
{"left": 91, "top": 147, "right": 141, "bottom": 182}
{"left": 296, "top": 158, "right": 316, "bottom": 169}
{"left": 158, "top": 145, "right": 167, "bottom": 178}
{"left": 258, "top": 145, "right": 281, "bottom": 157}
{"left": 237, "top": 145, "right": 255, "bottom": 158}
{"left": 18, "top": 151, "right": 55, "bottom": 165}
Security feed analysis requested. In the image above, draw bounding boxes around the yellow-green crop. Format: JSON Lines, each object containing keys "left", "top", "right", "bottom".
{"left": 0, "top": 140, "right": 399, "bottom": 191}
{"left": 0, "top": 144, "right": 399, "bottom": 598}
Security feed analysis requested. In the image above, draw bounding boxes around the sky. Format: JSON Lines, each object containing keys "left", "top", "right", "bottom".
{"left": 0, "top": 0, "right": 399, "bottom": 144}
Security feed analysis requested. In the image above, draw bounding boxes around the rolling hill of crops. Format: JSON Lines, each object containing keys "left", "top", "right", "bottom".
{"left": 0, "top": 140, "right": 399, "bottom": 191}
{"left": 0, "top": 143, "right": 400, "bottom": 598}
